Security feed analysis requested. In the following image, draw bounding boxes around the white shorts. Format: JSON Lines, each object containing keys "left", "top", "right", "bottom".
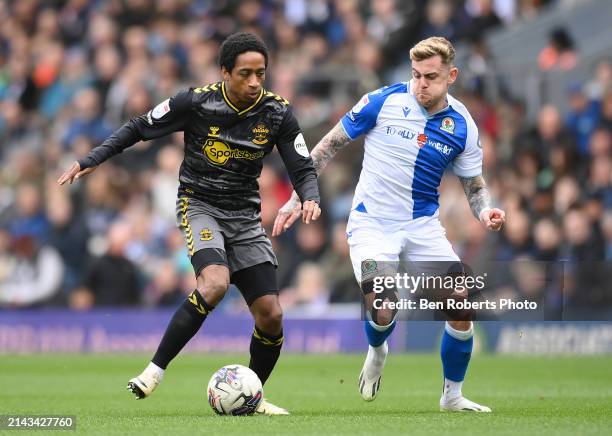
{"left": 346, "top": 211, "right": 460, "bottom": 284}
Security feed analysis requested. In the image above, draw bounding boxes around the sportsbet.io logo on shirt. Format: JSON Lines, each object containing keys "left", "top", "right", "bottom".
{"left": 203, "top": 140, "right": 265, "bottom": 166}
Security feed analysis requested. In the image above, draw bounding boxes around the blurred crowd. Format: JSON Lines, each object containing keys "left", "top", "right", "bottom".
{"left": 0, "top": 0, "right": 609, "bottom": 312}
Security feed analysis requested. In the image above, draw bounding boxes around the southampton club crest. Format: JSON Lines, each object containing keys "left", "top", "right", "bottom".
{"left": 200, "top": 228, "right": 214, "bottom": 241}
{"left": 252, "top": 123, "right": 270, "bottom": 145}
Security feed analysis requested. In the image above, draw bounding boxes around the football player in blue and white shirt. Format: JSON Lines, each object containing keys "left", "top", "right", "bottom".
{"left": 274, "top": 37, "right": 505, "bottom": 412}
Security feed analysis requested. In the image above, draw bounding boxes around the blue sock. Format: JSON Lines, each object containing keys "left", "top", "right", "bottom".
{"left": 440, "top": 322, "right": 473, "bottom": 382}
{"left": 364, "top": 319, "right": 396, "bottom": 347}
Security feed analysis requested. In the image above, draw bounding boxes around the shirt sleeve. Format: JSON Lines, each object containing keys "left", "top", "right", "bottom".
{"left": 452, "top": 119, "right": 483, "bottom": 178}
{"left": 275, "top": 109, "right": 320, "bottom": 204}
{"left": 78, "top": 89, "right": 193, "bottom": 169}
{"left": 340, "top": 87, "right": 388, "bottom": 140}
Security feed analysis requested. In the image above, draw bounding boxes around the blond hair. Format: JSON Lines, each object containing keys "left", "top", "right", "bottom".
{"left": 410, "top": 37, "right": 455, "bottom": 65}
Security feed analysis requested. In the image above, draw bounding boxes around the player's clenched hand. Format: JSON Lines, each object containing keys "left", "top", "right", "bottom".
{"left": 301, "top": 200, "right": 321, "bottom": 225}
{"left": 272, "top": 192, "right": 302, "bottom": 237}
{"left": 479, "top": 207, "right": 506, "bottom": 231}
{"left": 57, "top": 161, "right": 96, "bottom": 185}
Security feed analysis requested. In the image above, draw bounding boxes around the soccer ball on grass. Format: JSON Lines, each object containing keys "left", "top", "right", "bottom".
{"left": 207, "top": 364, "right": 263, "bottom": 416}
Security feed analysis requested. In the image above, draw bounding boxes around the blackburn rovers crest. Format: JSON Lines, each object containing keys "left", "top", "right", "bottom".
{"left": 361, "top": 259, "right": 378, "bottom": 274}
{"left": 440, "top": 117, "right": 455, "bottom": 134}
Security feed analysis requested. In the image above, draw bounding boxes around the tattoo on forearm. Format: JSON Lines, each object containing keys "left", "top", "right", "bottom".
{"left": 459, "top": 175, "right": 492, "bottom": 219}
{"left": 310, "top": 122, "right": 351, "bottom": 175}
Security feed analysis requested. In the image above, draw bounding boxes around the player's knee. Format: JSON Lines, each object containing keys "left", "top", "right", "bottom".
{"left": 448, "top": 320, "right": 472, "bottom": 331}
{"left": 198, "top": 266, "right": 230, "bottom": 306}
{"left": 204, "top": 277, "right": 230, "bottom": 303}
{"left": 256, "top": 305, "right": 283, "bottom": 335}
{"left": 365, "top": 286, "right": 398, "bottom": 326}
{"left": 204, "top": 280, "right": 229, "bottom": 304}
{"left": 373, "top": 309, "right": 395, "bottom": 326}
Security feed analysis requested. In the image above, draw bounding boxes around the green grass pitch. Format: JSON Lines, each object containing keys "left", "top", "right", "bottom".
{"left": 1, "top": 353, "right": 611, "bottom": 435}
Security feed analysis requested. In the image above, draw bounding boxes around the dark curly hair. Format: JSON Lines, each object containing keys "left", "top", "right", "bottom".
{"left": 219, "top": 32, "right": 269, "bottom": 72}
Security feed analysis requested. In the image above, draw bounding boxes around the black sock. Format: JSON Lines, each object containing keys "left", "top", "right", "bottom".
{"left": 152, "top": 290, "right": 213, "bottom": 369}
{"left": 249, "top": 326, "right": 283, "bottom": 385}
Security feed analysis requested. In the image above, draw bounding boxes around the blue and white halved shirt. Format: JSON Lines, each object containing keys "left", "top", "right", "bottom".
{"left": 341, "top": 81, "right": 482, "bottom": 221}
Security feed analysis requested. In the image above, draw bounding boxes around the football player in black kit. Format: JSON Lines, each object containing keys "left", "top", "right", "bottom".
{"left": 58, "top": 32, "right": 321, "bottom": 415}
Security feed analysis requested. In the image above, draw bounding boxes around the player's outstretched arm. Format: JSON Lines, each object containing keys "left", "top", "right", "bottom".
{"left": 272, "top": 122, "right": 351, "bottom": 236}
{"left": 58, "top": 91, "right": 191, "bottom": 187}
{"left": 459, "top": 175, "right": 506, "bottom": 231}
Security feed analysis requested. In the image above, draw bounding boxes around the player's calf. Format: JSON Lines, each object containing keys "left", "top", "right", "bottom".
{"left": 248, "top": 294, "right": 284, "bottom": 386}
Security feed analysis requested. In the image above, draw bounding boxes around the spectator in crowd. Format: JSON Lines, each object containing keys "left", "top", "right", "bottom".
{"left": 145, "top": 259, "right": 185, "bottom": 307}
{"left": 70, "top": 221, "right": 142, "bottom": 309}
{"left": 278, "top": 220, "right": 327, "bottom": 289}
{"left": 598, "top": 91, "right": 612, "bottom": 131}
{"left": 320, "top": 220, "right": 360, "bottom": 303}
{"left": 565, "top": 83, "right": 601, "bottom": 156}
{"left": 8, "top": 183, "right": 50, "bottom": 243}
{"left": 419, "top": 0, "right": 458, "bottom": 42}
{"left": 62, "top": 87, "right": 113, "bottom": 149}
{"left": 0, "top": 232, "right": 64, "bottom": 307}
{"left": 460, "top": 0, "right": 502, "bottom": 41}
{"left": 602, "top": 211, "right": 612, "bottom": 261}
{"left": 280, "top": 262, "right": 330, "bottom": 315}
{"left": 497, "top": 209, "right": 534, "bottom": 260}
{"left": 46, "top": 185, "right": 90, "bottom": 294}
{"left": 533, "top": 217, "right": 561, "bottom": 261}
{"left": 538, "top": 26, "right": 578, "bottom": 71}
{"left": 562, "top": 205, "right": 605, "bottom": 261}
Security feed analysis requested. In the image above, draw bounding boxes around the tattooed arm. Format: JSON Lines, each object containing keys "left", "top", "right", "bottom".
{"left": 309, "top": 122, "right": 352, "bottom": 175}
{"left": 459, "top": 175, "right": 491, "bottom": 219}
{"left": 459, "top": 175, "right": 505, "bottom": 231}
{"left": 272, "top": 122, "right": 351, "bottom": 236}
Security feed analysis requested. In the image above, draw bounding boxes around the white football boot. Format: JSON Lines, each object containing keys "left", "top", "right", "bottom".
{"left": 255, "top": 399, "right": 290, "bottom": 415}
{"left": 358, "top": 341, "right": 388, "bottom": 401}
{"left": 127, "top": 369, "right": 163, "bottom": 399}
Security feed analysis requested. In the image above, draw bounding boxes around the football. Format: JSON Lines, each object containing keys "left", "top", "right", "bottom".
{"left": 207, "top": 365, "right": 263, "bottom": 416}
